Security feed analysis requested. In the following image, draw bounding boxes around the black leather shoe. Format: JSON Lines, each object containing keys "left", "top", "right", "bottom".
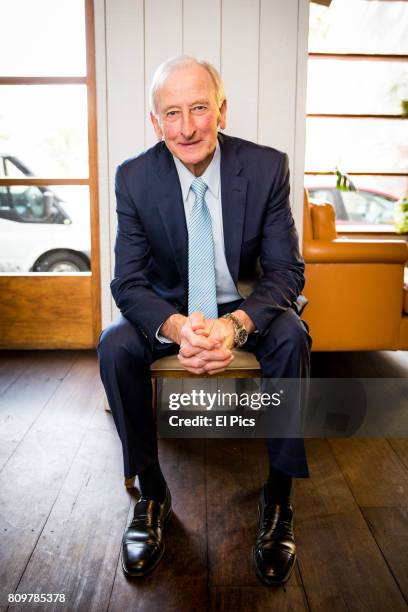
{"left": 122, "top": 486, "right": 172, "bottom": 577}
{"left": 253, "top": 488, "right": 296, "bottom": 586}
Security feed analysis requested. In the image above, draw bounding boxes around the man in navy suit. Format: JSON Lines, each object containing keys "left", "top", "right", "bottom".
{"left": 98, "top": 56, "right": 311, "bottom": 586}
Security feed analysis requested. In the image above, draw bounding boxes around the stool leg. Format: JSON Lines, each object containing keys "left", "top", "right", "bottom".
{"left": 124, "top": 476, "right": 136, "bottom": 489}
{"left": 152, "top": 378, "right": 158, "bottom": 420}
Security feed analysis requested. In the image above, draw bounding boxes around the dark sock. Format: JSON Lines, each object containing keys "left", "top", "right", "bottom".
{"left": 265, "top": 465, "right": 292, "bottom": 504}
{"left": 138, "top": 461, "right": 167, "bottom": 502}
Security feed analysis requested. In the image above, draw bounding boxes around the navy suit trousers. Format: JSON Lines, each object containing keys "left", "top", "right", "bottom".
{"left": 97, "top": 302, "right": 312, "bottom": 480}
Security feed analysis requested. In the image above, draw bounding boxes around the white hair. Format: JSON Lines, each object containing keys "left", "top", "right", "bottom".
{"left": 149, "top": 55, "right": 226, "bottom": 117}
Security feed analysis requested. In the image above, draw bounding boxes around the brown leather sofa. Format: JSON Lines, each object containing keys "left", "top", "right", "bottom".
{"left": 302, "top": 190, "right": 408, "bottom": 351}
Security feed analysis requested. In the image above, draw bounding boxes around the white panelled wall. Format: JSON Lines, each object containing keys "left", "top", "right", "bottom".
{"left": 94, "top": 0, "right": 310, "bottom": 326}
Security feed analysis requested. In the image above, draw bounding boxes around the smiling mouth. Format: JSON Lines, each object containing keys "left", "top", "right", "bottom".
{"left": 179, "top": 141, "right": 201, "bottom": 147}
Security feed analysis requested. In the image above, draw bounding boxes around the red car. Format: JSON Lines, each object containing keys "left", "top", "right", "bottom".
{"left": 307, "top": 187, "right": 397, "bottom": 226}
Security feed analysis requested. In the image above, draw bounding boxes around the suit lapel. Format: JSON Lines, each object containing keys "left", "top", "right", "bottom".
{"left": 155, "top": 143, "right": 188, "bottom": 286}
{"left": 219, "top": 134, "right": 248, "bottom": 283}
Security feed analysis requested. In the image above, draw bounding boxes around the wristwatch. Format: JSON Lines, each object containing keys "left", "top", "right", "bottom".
{"left": 223, "top": 313, "right": 249, "bottom": 348}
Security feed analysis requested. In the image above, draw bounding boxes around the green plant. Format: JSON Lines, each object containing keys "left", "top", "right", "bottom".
{"left": 394, "top": 196, "right": 408, "bottom": 234}
{"left": 335, "top": 167, "right": 357, "bottom": 192}
{"left": 401, "top": 100, "right": 408, "bottom": 117}
{"left": 389, "top": 73, "right": 408, "bottom": 116}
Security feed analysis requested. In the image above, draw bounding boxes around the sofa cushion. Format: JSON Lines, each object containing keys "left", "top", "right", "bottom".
{"left": 310, "top": 202, "right": 337, "bottom": 240}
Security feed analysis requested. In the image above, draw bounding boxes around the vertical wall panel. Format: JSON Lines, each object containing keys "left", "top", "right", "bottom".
{"left": 106, "top": 0, "right": 145, "bottom": 164}
{"left": 183, "top": 0, "right": 221, "bottom": 69}
{"left": 104, "top": 0, "right": 145, "bottom": 322}
{"left": 94, "top": 0, "right": 111, "bottom": 326}
{"left": 144, "top": 0, "right": 183, "bottom": 147}
{"left": 221, "top": 0, "right": 260, "bottom": 142}
{"left": 258, "top": 0, "right": 298, "bottom": 169}
{"left": 293, "top": 0, "right": 310, "bottom": 235}
{"left": 258, "top": 0, "right": 308, "bottom": 231}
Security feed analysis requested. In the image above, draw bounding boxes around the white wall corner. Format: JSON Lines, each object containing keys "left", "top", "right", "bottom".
{"left": 94, "top": 0, "right": 112, "bottom": 329}
{"left": 293, "top": 0, "right": 310, "bottom": 242}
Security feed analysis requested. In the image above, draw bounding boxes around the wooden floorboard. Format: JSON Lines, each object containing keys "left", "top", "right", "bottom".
{"left": 10, "top": 413, "right": 129, "bottom": 612}
{"left": 294, "top": 439, "right": 407, "bottom": 611}
{"left": 206, "top": 438, "right": 266, "bottom": 588}
{"left": 205, "top": 439, "right": 302, "bottom": 589}
{"left": 328, "top": 438, "right": 408, "bottom": 507}
{"left": 361, "top": 506, "right": 408, "bottom": 601}
{"left": 0, "top": 353, "right": 104, "bottom": 611}
{"left": 107, "top": 438, "right": 208, "bottom": 612}
{"left": 0, "top": 351, "right": 78, "bottom": 471}
{"left": 0, "top": 351, "right": 33, "bottom": 396}
{"left": 210, "top": 586, "right": 309, "bottom": 611}
{"left": 389, "top": 438, "right": 408, "bottom": 470}
{"left": 205, "top": 438, "right": 305, "bottom": 611}
{"left": 0, "top": 350, "right": 407, "bottom": 612}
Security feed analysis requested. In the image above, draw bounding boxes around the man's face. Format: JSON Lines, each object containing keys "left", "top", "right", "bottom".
{"left": 150, "top": 64, "right": 227, "bottom": 176}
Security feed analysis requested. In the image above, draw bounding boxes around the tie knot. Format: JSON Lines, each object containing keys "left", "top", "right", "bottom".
{"left": 190, "top": 177, "right": 208, "bottom": 199}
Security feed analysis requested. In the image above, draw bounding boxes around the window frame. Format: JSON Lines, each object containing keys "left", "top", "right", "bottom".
{"left": 305, "top": 50, "right": 408, "bottom": 227}
{"left": 0, "top": 0, "right": 101, "bottom": 339}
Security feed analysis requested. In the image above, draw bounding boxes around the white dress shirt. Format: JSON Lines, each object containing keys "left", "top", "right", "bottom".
{"left": 157, "top": 142, "right": 241, "bottom": 343}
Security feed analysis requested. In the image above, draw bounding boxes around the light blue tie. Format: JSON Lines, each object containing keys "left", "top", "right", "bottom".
{"left": 188, "top": 177, "right": 218, "bottom": 319}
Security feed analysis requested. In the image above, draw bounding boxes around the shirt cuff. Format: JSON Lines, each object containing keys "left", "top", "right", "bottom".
{"left": 155, "top": 324, "right": 175, "bottom": 344}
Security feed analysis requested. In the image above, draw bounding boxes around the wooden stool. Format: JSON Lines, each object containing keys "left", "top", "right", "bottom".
{"left": 105, "top": 350, "right": 262, "bottom": 489}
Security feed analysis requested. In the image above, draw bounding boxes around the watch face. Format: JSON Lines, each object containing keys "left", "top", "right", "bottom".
{"left": 224, "top": 314, "right": 248, "bottom": 347}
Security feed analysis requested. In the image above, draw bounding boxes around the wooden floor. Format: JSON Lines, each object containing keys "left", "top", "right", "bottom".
{"left": 0, "top": 350, "right": 407, "bottom": 612}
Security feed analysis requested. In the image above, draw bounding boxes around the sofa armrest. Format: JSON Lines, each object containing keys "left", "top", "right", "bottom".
{"left": 303, "top": 239, "right": 408, "bottom": 264}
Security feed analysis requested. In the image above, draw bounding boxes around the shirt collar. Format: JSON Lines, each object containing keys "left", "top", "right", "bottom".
{"left": 173, "top": 141, "right": 221, "bottom": 202}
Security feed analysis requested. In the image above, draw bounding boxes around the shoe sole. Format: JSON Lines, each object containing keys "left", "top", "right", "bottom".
{"left": 121, "top": 507, "right": 173, "bottom": 579}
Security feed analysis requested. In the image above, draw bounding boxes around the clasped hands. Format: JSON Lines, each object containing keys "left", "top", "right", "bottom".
{"left": 162, "top": 311, "right": 235, "bottom": 375}
{"left": 179, "top": 312, "right": 237, "bottom": 375}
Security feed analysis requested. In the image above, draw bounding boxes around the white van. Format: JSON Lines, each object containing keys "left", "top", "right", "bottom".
{"left": 0, "top": 155, "right": 91, "bottom": 272}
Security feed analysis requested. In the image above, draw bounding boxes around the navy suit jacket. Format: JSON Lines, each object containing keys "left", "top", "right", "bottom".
{"left": 111, "top": 133, "right": 305, "bottom": 348}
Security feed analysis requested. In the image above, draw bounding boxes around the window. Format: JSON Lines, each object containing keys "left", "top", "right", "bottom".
{"left": 0, "top": 0, "right": 97, "bottom": 273}
{"left": 305, "top": 0, "right": 408, "bottom": 229}
{"left": 0, "top": 0, "right": 100, "bottom": 348}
